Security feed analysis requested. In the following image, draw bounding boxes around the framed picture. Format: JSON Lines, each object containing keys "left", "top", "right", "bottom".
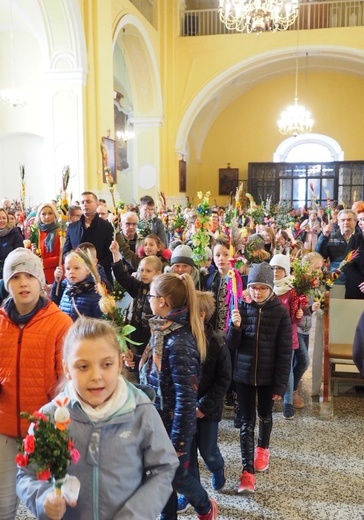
{"left": 219, "top": 167, "right": 239, "bottom": 195}
{"left": 100, "top": 137, "right": 117, "bottom": 183}
{"left": 179, "top": 160, "right": 187, "bottom": 192}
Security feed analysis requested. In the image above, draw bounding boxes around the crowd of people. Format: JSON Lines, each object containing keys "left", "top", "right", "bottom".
{"left": 1, "top": 190, "right": 364, "bottom": 520}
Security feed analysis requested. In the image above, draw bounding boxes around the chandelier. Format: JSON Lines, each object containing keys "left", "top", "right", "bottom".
{"left": 218, "top": 0, "right": 299, "bottom": 33}
{"left": 0, "top": 0, "right": 27, "bottom": 108}
{"left": 277, "top": 54, "right": 314, "bottom": 137}
{"left": 116, "top": 127, "right": 135, "bottom": 143}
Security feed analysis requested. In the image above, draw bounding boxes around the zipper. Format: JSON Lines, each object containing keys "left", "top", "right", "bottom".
{"left": 16, "top": 328, "right": 24, "bottom": 437}
{"left": 254, "top": 307, "right": 262, "bottom": 386}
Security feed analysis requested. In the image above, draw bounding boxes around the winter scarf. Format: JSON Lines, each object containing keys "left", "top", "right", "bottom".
{"left": 39, "top": 222, "right": 59, "bottom": 253}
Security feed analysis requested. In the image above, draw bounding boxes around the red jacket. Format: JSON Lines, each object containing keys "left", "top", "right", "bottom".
{"left": 0, "top": 300, "right": 72, "bottom": 438}
{"left": 39, "top": 230, "right": 61, "bottom": 284}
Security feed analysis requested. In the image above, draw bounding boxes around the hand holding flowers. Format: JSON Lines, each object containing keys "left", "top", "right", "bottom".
{"left": 16, "top": 398, "right": 81, "bottom": 512}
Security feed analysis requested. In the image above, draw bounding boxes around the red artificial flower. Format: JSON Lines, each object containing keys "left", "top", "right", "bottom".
{"left": 70, "top": 448, "right": 81, "bottom": 464}
{"left": 33, "top": 411, "right": 48, "bottom": 422}
{"left": 67, "top": 438, "right": 74, "bottom": 451}
{"left": 23, "top": 434, "right": 35, "bottom": 454}
{"left": 36, "top": 468, "right": 51, "bottom": 481}
{"left": 15, "top": 453, "right": 29, "bottom": 467}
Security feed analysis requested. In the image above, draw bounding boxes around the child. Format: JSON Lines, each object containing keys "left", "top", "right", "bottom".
{"left": 203, "top": 236, "right": 243, "bottom": 413}
{"left": 110, "top": 240, "right": 163, "bottom": 373}
{"left": 51, "top": 251, "right": 103, "bottom": 321}
{"left": 137, "top": 273, "right": 218, "bottom": 520}
{"left": 16, "top": 317, "right": 179, "bottom": 520}
{"left": 116, "top": 232, "right": 170, "bottom": 271}
{"left": 166, "top": 244, "right": 201, "bottom": 287}
{"left": 298, "top": 252, "right": 325, "bottom": 397}
{"left": 78, "top": 242, "right": 113, "bottom": 293}
{"left": 177, "top": 291, "right": 231, "bottom": 513}
{"left": 269, "top": 254, "right": 304, "bottom": 419}
{"left": 0, "top": 248, "right": 72, "bottom": 520}
{"left": 228, "top": 262, "right": 292, "bottom": 494}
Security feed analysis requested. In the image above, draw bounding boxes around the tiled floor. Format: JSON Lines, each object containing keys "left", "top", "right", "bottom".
{"left": 16, "top": 336, "right": 364, "bottom": 520}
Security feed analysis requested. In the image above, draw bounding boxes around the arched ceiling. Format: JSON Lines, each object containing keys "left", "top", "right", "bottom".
{"left": 178, "top": 44, "right": 364, "bottom": 159}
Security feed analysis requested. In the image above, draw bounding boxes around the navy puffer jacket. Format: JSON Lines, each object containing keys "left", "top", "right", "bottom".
{"left": 50, "top": 276, "right": 103, "bottom": 321}
{"left": 227, "top": 294, "right": 292, "bottom": 397}
{"left": 146, "top": 309, "right": 200, "bottom": 452}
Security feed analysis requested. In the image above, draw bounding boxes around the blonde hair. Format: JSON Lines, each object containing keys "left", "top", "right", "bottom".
{"left": 195, "top": 291, "right": 215, "bottom": 322}
{"left": 63, "top": 317, "right": 121, "bottom": 361}
{"left": 65, "top": 251, "right": 90, "bottom": 273}
{"left": 35, "top": 203, "right": 59, "bottom": 225}
{"left": 152, "top": 272, "right": 206, "bottom": 361}
{"left": 301, "top": 251, "right": 324, "bottom": 266}
{"left": 139, "top": 255, "right": 163, "bottom": 273}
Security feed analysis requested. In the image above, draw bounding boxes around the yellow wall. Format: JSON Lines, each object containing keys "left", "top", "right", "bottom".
{"left": 185, "top": 71, "right": 364, "bottom": 206}
{"left": 82, "top": 1, "right": 364, "bottom": 206}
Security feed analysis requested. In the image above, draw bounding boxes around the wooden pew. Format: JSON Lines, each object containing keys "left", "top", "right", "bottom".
{"left": 323, "top": 293, "right": 364, "bottom": 403}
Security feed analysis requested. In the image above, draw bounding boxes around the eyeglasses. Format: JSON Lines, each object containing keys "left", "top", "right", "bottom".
{"left": 249, "top": 285, "right": 270, "bottom": 292}
{"left": 146, "top": 294, "right": 158, "bottom": 301}
{"left": 272, "top": 266, "right": 285, "bottom": 271}
{"left": 124, "top": 222, "right": 138, "bottom": 227}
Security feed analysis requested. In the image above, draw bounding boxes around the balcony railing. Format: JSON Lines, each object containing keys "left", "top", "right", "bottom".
{"left": 182, "top": 1, "right": 364, "bottom": 36}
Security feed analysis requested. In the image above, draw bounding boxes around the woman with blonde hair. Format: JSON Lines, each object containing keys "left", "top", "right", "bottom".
{"left": 34, "top": 202, "right": 61, "bottom": 284}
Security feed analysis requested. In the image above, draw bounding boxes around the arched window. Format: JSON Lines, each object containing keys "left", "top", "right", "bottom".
{"left": 273, "top": 134, "right": 344, "bottom": 163}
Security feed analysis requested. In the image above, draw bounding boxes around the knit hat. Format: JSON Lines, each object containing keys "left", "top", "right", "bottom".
{"left": 247, "top": 262, "right": 274, "bottom": 290}
{"left": 170, "top": 244, "right": 195, "bottom": 267}
{"left": 3, "top": 247, "right": 46, "bottom": 291}
{"left": 270, "top": 253, "right": 291, "bottom": 276}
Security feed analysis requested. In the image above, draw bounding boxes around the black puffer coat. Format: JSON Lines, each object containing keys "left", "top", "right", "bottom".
{"left": 227, "top": 294, "right": 292, "bottom": 397}
{"left": 197, "top": 324, "right": 231, "bottom": 422}
{"left": 146, "top": 309, "right": 200, "bottom": 452}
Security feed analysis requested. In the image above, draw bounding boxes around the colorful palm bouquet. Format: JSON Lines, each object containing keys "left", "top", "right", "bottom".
{"left": 15, "top": 399, "right": 80, "bottom": 497}
{"left": 75, "top": 247, "right": 140, "bottom": 353}
{"left": 331, "top": 249, "right": 359, "bottom": 280}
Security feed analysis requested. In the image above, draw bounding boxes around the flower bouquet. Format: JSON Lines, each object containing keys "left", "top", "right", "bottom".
{"left": 291, "top": 259, "right": 322, "bottom": 311}
{"left": 192, "top": 191, "right": 212, "bottom": 267}
{"left": 331, "top": 249, "right": 359, "bottom": 281}
{"left": 16, "top": 399, "right": 81, "bottom": 501}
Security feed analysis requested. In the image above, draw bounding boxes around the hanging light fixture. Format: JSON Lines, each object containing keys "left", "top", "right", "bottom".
{"left": 0, "top": 0, "right": 27, "bottom": 108}
{"left": 116, "top": 122, "right": 135, "bottom": 143}
{"left": 218, "top": 0, "right": 299, "bottom": 33}
{"left": 277, "top": 52, "right": 314, "bottom": 137}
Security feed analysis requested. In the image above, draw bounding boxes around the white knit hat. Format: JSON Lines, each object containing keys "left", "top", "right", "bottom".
{"left": 3, "top": 247, "right": 46, "bottom": 291}
{"left": 270, "top": 253, "right": 291, "bottom": 277}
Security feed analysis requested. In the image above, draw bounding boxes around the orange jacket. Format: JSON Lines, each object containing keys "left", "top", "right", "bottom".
{"left": 0, "top": 300, "right": 72, "bottom": 438}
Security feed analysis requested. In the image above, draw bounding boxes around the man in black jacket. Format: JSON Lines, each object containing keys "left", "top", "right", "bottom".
{"left": 63, "top": 191, "right": 114, "bottom": 284}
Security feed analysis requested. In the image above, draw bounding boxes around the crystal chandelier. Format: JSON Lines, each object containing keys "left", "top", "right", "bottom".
{"left": 0, "top": 0, "right": 27, "bottom": 108}
{"left": 116, "top": 127, "right": 135, "bottom": 143}
{"left": 277, "top": 54, "right": 314, "bottom": 137}
{"left": 218, "top": 0, "right": 299, "bottom": 33}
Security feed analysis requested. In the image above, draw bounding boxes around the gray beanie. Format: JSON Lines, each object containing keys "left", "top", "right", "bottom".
{"left": 247, "top": 262, "right": 274, "bottom": 289}
{"left": 270, "top": 253, "right": 291, "bottom": 276}
{"left": 171, "top": 244, "right": 194, "bottom": 267}
{"left": 3, "top": 247, "right": 46, "bottom": 291}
